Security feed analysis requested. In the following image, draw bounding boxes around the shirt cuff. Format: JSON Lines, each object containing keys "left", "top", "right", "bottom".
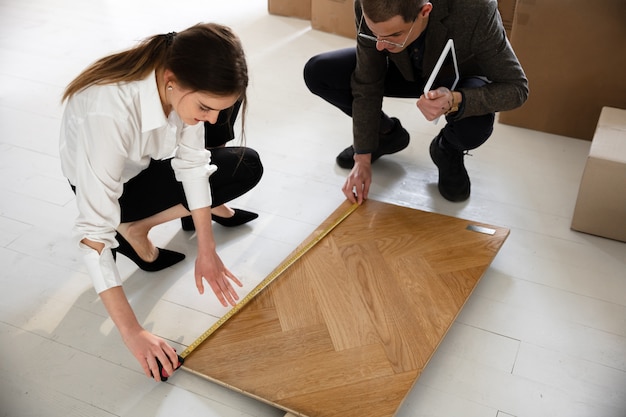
{"left": 81, "top": 244, "right": 123, "bottom": 294}
{"left": 182, "top": 177, "right": 213, "bottom": 211}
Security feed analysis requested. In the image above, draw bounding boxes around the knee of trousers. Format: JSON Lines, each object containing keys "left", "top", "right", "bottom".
{"left": 239, "top": 147, "right": 264, "bottom": 187}
{"left": 443, "top": 112, "right": 495, "bottom": 151}
{"left": 303, "top": 55, "right": 324, "bottom": 94}
{"left": 303, "top": 53, "right": 351, "bottom": 95}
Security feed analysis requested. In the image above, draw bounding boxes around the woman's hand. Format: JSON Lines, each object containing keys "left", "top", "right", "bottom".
{"left": 190, "top": 207, "right": 243, "bottom": 306}
{"left": 194, "top": 249, "right": 242, "bottom": 307}
{"left": 99, "top": 286, "right": 180, "bottom": 382}
{"left": 122, "top": 327, "right": 181, "bottom": 382}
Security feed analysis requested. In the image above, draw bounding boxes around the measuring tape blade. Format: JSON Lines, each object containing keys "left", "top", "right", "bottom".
{"left": 180, "top": 202, "right": 359, "bottom": 358}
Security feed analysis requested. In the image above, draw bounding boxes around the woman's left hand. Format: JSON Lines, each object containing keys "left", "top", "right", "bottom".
{"left": 194, "top": 250, "right": 242, "bottom": 307}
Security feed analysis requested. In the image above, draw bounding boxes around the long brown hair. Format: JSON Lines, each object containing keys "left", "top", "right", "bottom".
{"left": 62, "top": 23, "right": 249, "bottom": 137}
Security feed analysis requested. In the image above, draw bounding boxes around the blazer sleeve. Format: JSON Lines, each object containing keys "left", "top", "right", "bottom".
{"left": 351, "top": 2, "right": 390, "bottom": 154}
{"left": 452, "top": 0, "right": 529, "bottom": 119}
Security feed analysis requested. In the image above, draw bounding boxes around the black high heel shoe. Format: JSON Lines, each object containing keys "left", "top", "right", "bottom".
{"left": 180, "top": 216, "right": 195, "bottom": 231}
{"left": 212, "top": 209, "right": 258, "bottom": 227}
{"left": 180, "top": 209, "right": 258, "bottom": 230}
{"left": 115, "top": 233, "right": 185, "bottom": 272}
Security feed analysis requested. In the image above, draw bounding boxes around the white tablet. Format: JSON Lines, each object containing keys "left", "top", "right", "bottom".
{"left": 423, "top": 38, "right": 459, "bottom": 124}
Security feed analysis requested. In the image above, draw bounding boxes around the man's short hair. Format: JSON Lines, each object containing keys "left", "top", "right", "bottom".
{"left": 360, "top": 0, "right": 428, "bottom": 23}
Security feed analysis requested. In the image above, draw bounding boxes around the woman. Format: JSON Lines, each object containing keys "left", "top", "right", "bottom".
{"left": 60, "top": 23, "right": 262, "bottom": 381}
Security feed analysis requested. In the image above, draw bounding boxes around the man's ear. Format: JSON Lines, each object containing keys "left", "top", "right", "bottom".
{"left": 420, "top": 2, "right": 433, "bottom": 18}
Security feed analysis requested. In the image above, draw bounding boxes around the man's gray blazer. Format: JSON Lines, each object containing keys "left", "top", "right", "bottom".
{"left": 352, "top": 0, "right": 528, "bottom": 153}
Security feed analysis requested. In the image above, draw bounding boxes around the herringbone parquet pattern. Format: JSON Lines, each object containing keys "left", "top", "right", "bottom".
{"left": 184, "top": 200, "right": 509, "bottom": 417}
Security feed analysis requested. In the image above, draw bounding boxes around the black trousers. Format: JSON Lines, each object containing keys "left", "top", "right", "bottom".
{"left": 119, "top": 147, "right": 262, "bottom": 223}
{"left": 303, "top": 47, "right": 495, "bottom": 151}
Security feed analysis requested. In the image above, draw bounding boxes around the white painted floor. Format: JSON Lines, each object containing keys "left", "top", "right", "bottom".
{"left": 0, "top": 1, "right": 624, "bottom": 416}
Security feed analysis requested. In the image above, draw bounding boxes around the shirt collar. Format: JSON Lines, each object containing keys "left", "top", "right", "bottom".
{"left": 138, "top": 71, "right": 168, "bottom": 133}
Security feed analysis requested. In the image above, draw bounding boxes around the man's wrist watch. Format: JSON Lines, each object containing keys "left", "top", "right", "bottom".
{"left": 445, "top": 91, "right": 459, "bottom": 115}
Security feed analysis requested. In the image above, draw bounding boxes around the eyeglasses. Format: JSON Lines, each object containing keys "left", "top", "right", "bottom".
{"left": 357, "top": 14, "right": 416, "bottom": 48}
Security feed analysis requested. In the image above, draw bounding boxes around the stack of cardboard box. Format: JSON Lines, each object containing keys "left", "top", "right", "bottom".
{"left": 267, "top": 0, "right": 311, "bottom": 20}
{"left": 499, "top": 0, "right": 626, "bottom": 141}
{"left": 268, "top": 0, "right": 356, "bottom": 38}
{"left": 268, "top": 0, "right": 518, "bottom": 39}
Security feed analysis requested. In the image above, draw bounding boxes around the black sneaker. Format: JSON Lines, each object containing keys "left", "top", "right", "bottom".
{"left": 336, "top": 117, "right": 410, "bottom": 169}
{"left": 429, "top": 134, "right": 471, "bottom": 202}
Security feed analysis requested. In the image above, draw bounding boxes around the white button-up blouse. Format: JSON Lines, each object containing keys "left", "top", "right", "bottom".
{"left": 59, "top": 71, "right": 216, "bottom": 293}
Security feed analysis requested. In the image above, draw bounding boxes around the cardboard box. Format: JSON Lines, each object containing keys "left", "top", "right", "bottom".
{"left": 499, "top": 0, "right": 626, "bottom": 140}
{"left": 497, "top": 0, "right": 517, "bottom": 38}
{"left": 311, "top": 0, "right": 356, "bottom": 39}
{"left": 571, "top": 107, "right": 626, "bottom": 242}
{"left": 268, "top": 0, "right": 311, "bottom": 20}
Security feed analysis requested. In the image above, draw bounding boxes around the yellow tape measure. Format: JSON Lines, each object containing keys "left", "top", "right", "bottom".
{"left": 180, "top": 202, "right": 359, "bottom": 359}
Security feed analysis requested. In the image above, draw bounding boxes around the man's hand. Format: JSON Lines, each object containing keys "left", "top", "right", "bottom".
{"left": 342, "top": 153, "right": 372, "bottom": 204}
{"left": 417, "top": 87, "right": 455, "bottom": 121}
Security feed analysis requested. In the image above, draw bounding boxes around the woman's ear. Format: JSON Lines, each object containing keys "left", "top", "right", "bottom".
{"left": 163, "top": 69, "right": 177, "bottom": 88}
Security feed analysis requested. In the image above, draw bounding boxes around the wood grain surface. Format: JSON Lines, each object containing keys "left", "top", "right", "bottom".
{"left": 184, "top": 200, "right": 509, "bottom": 416}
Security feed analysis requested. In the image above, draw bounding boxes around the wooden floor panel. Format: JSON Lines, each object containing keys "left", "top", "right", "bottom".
{"left": 184, "top": 200, "right": 509, "bottom": 416}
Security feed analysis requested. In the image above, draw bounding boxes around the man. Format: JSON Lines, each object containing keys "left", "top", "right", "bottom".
{"left": 304, "top": 0, "right": 528, "bottom": 203}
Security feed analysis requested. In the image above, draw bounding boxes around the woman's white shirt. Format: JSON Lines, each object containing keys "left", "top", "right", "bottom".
{"left": 59, "top": 71, "right": 216, "bottom": 293}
